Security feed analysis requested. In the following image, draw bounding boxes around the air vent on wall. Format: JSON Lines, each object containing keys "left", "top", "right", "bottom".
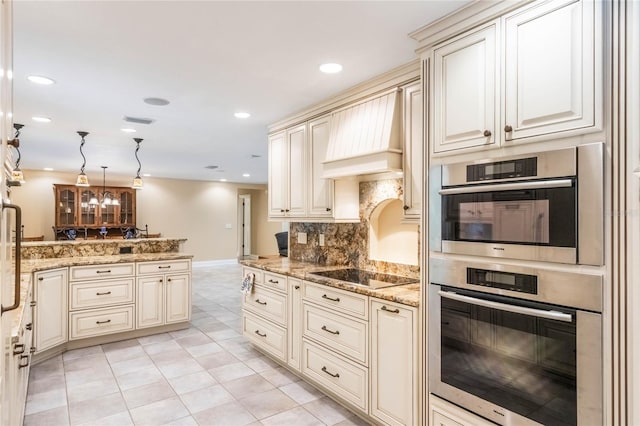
{"left": 123, "top": 116, "right": 155, "bottom": 125}
{"left": 205, "top": 165, "right": 219, "bottom": 169}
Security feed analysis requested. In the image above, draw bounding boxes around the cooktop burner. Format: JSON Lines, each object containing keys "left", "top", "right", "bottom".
{"left": 309, "top": 268, "right": 418, "bottom": 289}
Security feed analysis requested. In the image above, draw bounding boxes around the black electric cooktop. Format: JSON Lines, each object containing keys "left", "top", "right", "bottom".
{"left": 309, "top": 268, "right": 418, "bottom": 289}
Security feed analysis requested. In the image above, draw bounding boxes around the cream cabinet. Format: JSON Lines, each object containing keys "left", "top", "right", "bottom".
{"left": 241, "top": 269, "right": 288, "bottom": 362}
{"left": 308, "top": 114, "right": 334, "bottom": 217}
{"left": 401, "top": 81, "right": 423, "bottom": 219}
{"left": 287, "top": 277, "right": 303, "bottom": 371}
{"left": 370, "top": 299, "right": 418, "bottom": 426}
{"left": 431, "top": 0, "right": 601, "bottom": 154}
{"left": 268, "top": 125, "right": 307, "bottom": 218}
{"left": 34, "top": 268, "right": 68, "bottom": 353}
{"left": 136, "top": 260, "right": 192, "bottom": 329}
{"left": 429, "top": 394, "right": 495, "bottom": 426}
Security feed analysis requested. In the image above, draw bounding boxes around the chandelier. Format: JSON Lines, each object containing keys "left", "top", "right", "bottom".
{"left": 89, "top": 166, "right": 119, "bottom": 208}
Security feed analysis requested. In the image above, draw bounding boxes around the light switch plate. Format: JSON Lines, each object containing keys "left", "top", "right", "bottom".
{"left": 319, "top": 234, "right": 325, "bottom": 246}
{"left": 297, "top": 232, "right": 307, "bottom": 244}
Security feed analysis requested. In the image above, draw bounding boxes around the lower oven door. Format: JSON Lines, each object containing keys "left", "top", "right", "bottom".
{"left": 429, "top": 285, "right": 602, "bottom": 426}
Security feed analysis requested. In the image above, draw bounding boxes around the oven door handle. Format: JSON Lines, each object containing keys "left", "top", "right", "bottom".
{"left": 438, "top": 290, "right": 573, "bottom": 323}
{"left": 438, "top": 179, "right": 573, "bottom": 195}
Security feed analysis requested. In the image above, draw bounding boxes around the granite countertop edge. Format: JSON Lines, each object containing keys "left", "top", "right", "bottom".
{"left": 240, "top": 258, "right": 420, "bottom": 308}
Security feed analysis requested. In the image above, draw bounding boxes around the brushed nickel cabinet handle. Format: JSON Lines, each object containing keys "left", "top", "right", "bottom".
{"left": 381, "top": 305, "right": 400, "bottom": 314}
{"left": 96, "top": 291, "right": 112, "bottom": 296}
{"left": 158, "top": 265, "right": 171, "bottom": 269}
{"left": 504, "top": 125, "right": 513, "bottom": 132}
{"left": 13, "top": 343, "right": 25, "bottom": 355}
{"left": 96, "top": 270, "right": 111, "bottom": 274}
{"left": 483, "top": 130, "right": 492, "bottom": 137}
{"left": 322, "top": 294, "right": 340, "bottom": 302}
{"left": 268, "top": 279, "right": 279, "bottom": 284}
{"left": 30, "top": 301, "right": 37, "bottom": 307}
{"left": 26, "top": 323, "right": 32, "bottom": 331}
{"left": 321, "top": 325, "right": 340, "bottom": 335}
{"left": 255, "top": 299, "right": 267, "bottom": 305}
{"left": 321, "top": 366, "right": 340, "bottom": 378}
{"left": 255, "top": 330, "right": 267, "bottom": 337}
{"left": 96, "top": 319, "right": 112, "bottom": 324}
{"left": 18, "top": 355, "right": 29, "bottom": 368}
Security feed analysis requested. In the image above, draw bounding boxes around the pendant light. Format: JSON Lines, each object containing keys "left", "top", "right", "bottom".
{"left": 8, "top": 123, "right": 25, "bottom": 185}
{"left": 75, "top": 131, "right": 90, "bottom": 186}
{"left": 131, "top": 138, "right": 144, "bottom": 189}
{"left": 97, "top": 166, "right": 119, "bottom": 207}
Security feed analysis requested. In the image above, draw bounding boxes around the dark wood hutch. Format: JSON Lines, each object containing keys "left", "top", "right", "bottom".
{"left": 53, "top": 184, "right": 138, "bottom": 239}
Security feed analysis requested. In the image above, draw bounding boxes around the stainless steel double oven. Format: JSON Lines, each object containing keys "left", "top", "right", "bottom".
{"left": 429, "top": 144, "right": 605, "bottom": 425}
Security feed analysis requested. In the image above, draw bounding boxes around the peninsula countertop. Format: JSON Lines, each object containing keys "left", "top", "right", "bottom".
{"left": 240, "top": 257, "right": 420, "bottom": 307}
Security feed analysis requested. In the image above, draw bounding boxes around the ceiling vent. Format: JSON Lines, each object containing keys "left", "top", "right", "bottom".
{"left": 204, "top": 165, "right": 219, "bottom": 170}
{"left": 323, "top": 88, "right": 402, "bottom": 179}
{"left": 123, "top": 116, "right": 155, "bottom": 125}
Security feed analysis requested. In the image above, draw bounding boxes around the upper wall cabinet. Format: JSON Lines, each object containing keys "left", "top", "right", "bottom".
{"left": 401, "top": 81, "right": 423, "bottom": 220}
{"left": 268, "top": 127, "right": 307, "bottom": 218}
{"left": 308, "top": 115, "right": 334, "bottom": 218}
{"left": 431, "top": 0, "right": 601, "bottom": 154}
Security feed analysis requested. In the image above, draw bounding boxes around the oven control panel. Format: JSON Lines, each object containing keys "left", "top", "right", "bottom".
{"left": 466, "top": 267, "right": 537, "bottom": 294}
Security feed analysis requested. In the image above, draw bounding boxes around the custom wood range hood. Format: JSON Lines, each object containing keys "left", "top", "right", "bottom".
{"left": 322, "top": 88, "right": 403, "bottom": 179}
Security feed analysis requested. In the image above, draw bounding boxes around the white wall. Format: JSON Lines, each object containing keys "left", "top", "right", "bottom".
{"left": 11, "top": 169, "right": 280, "bottom": 261}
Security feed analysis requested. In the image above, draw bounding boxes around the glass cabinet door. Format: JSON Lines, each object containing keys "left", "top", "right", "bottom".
{"left": 119, "top": 190, "right": 134, "bottom": 225}
{"left": 79, "top": 189, "right": 98, "bottom": 226}
{"left": 57, "top": 189, "right": 76, "bottom": 226}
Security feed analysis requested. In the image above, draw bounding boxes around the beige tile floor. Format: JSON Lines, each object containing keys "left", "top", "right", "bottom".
{"left": 24, "top": 263, "right": 371, "bottom": 426}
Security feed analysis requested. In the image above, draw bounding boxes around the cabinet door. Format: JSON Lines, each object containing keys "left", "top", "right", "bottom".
{"left": 287, "top": 278, "right": 303, "bottom": 371}
{"left": 78, "top": 188, "right": 98, "bottom": 226}
{"left": 370, "top": 300, "right": 417, "bottom": 426}
{"left": 503, "top": 0, "right": 597, "bottom": 142}
{"left": 137, "top": 275, "right": 164, "bottom": 328}
{"left": 432, "top": 22, "right": 498, "bottom": 153}
{"left": 268, "top": 131, "right": 288, "bottom": 217}
{"left": 165, "top": 273, "right": 191, "bottom": 324}
{"left": 35, "top": 268, "right": 68, "bottom": 352}
{"left": 118, "top": 189, "right": 136, "bottom": 226}
{"left": 308, "top": 115, "right": 334, "bottom": 217}
{"left": 402, "top": 81, "right": 423, "bottom": 218}
{"left": 287, "top": 124, "right": 307, "bottom": 217}
{"left": 55, "top": 186, "right": 77, "bottom": 227}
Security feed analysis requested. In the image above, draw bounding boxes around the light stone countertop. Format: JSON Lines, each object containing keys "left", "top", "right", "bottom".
{"left": 240, "top": 257, "right": 420, "bottom": 307}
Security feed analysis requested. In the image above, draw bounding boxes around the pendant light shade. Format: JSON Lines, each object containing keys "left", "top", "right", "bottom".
{"left": 132, "top": 138, "right": 144, "bottom": 189}
{"left": 75, "top": 131, "right": 90, "bottom": 186}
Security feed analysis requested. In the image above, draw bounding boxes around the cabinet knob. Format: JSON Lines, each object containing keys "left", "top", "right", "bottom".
{"left": 285, "top": 209, "right": 290, "bottom": 213}
{"left": 280, "top": 209, "right": 285, "bottom": 213}
{"left": 326, "top": 207, "right": 332, "bottom": 212}
{"left": 403, "top": 205, "right": 409, "bottom": 211}
{"left": 504, "top": 125, "right": 513, "bottom": 133}
{"left": 483, "top": 130, "right": 492, "bottom": 137}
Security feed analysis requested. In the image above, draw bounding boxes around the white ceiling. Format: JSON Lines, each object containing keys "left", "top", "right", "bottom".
{"left": 12, "top": 0, "right": 469, "bottom": 184}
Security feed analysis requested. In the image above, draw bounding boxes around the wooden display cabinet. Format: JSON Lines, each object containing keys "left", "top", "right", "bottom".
{"left": 54, "top": 184, "right": 137, "bottom": 239}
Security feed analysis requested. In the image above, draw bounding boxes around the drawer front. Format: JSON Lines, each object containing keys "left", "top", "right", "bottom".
{"left": 302, "top": 340, "right": 368, "bottom": 411}
{"left": 243, "top": 311, "right": 286, "bottom": 361}
{"left": 303, "top": 304, "right": 368, "bottom": 365}
{"left": 263, "top": 272, "right": 287, "bottom": 292}
{"left": 137, "top": 260, "right": 191, "bottom": 275}
{"left": 242, "top": 267, "right": 264, "bottom": 285}
{"left": 70, "top": 263, "right": 135, "bottom": 281}
{"left": 69, "top": 305, "right": 135, "bottom": 340}
{"left": 303, "top": 281, "right": 368, "bottom": 319}
{"left": 243, "top": 285, "right": 287, "bottom": 326}
{"left": 70, "top": 278, "right": 135, "bottom": 310}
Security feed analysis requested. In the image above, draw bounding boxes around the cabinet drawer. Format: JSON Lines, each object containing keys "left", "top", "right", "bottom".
{"left": 263, "top": 272, "right": 287, "bottom": 292}
{"left": 70, "top": 263, "right": 135, "bottom": 281}
{"left": 302, "top": 340, "right": 368, "bottom": 411}
{"left": 69, "top": 305, "right": 134, "bottom": 340}
{"left": 243, "top": 285, "right": 287, "bottom": 326}
{"left": 242, "top": 267, "right": 264, "bottom": 285}
{"left": 70, "top": 278, "right": 135, "bottom": 310}
{"left": 303, "top": 304, "right": 368, "bottom": 365}
{"left": 243, "top": 311, "right": 286, "bottom": 361}
{"left": 303, "top": 281, "right": 368, "bottom": 319}
{"left": 137, "top": 260, "right": 191, "bottom": 275}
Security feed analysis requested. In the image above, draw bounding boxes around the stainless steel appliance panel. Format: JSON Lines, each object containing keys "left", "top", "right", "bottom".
{"left": 577, "top": 143, "right": 604, "bottom": 265}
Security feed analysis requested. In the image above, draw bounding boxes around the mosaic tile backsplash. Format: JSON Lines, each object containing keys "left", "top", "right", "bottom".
{"left": 289, "top": 179, "right": 419, "bottom": 279}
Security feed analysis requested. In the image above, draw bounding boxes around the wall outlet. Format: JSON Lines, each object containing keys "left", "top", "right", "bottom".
{"left": 297, "top": 232, "right": 307, "bottom": 244}
{"left": 319, "top": 233, "right": 325, "bottom": 246}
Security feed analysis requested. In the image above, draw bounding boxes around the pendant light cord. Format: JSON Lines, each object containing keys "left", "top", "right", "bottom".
{"left": 77, "top": 131, "right": 89, "bottom": 174}
{"left": 134, "top": 138, "right": 143, "bottom": 178}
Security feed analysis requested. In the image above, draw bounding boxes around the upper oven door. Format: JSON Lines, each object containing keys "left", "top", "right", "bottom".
{"left": 440, "top": 178, "right": 577, "bottom": 264}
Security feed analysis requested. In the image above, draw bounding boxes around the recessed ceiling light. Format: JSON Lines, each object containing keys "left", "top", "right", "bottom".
{"left": 143, "top": 173, "right": 151, "bottom": 177}
{"left": 234, "top": 112, "right": 251, "bottom": 119}
{"left": 121, "top": 128, "right": 137, "bottom": 133}
{"left": 32, "top": 116, "right": 51, "bottom": 123}
{"left": 27, "top": 75, "right": 55, "bottom": 85}
{"left": 220, "top": 178, "right": 227, "bottom": 182}
{"left": 144, "top": 97, "right": 170, "bottom": 106}
{"left": 242, "top": 173, "right": 250, "bottom": 178}
{"left": 319, "top": 63, "right": 343, "bottom": 74}
{"left": 43, "top": 167, "right": 54, "bottom": 171}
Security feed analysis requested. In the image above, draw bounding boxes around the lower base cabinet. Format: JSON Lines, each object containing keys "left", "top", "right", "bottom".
{"left": 34, "top": 268, "right": 68, "bottom": 353}
{"left": 430, "top": 394, "right": 495, "bottom": 426}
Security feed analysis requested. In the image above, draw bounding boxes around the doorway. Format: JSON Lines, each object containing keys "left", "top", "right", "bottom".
{"left": 238, "top": 194, "right": 251, "bottom": 257}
